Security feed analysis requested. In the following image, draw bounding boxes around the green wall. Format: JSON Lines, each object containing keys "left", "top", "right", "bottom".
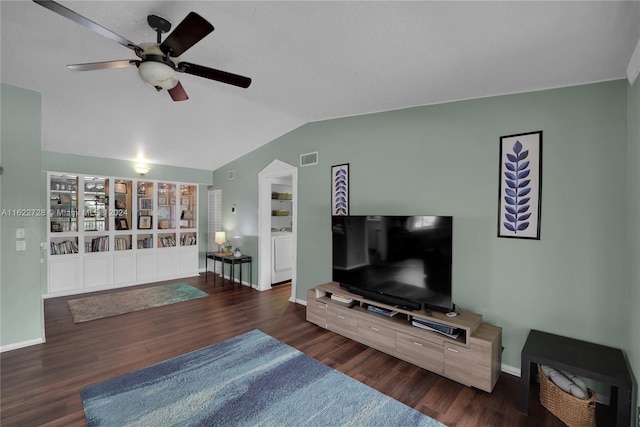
{"left": 1, "top": 84, "right": 45, "bottom": 348}
{"left": 213, "top": 80, "right": 633, "bottom": 374}
{"left": 627, "top": 77, "right": 640, "bottom": 421}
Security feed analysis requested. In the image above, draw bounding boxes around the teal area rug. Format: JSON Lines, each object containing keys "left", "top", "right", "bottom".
{"left": 67, "top": 283, "right": 208, "bottom": 323}
{"left": 81, "top": 329, "right": 446, "bottom": 427}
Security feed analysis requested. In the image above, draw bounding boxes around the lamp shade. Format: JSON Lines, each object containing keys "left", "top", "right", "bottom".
{"left": 214, "top": 232, "right": 226, "bottom": 245}
{"left": 138, "top": 60, "right": 179, "bottom": 90}
{"left": 232, "top": 235, "right": 243, "bottom": 248}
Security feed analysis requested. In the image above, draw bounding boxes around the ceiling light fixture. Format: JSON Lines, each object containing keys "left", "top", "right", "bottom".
{"left": 134, "top": 162, "right": 150, "bottom": 176}
{"left": 137, "top": 59, "right": 179, "bottom": 91}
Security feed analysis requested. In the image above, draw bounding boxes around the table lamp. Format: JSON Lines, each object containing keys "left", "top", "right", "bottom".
{"left": 214, "top": 232, "right": 226, "bottom": 253}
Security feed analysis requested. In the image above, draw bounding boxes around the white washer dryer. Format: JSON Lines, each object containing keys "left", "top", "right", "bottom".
{"left": 272, "top": 232, "right": 293, "bottom": 284}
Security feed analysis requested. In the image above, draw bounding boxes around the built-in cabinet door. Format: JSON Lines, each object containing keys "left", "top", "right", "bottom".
{"left": 136, "top": 251, "right": 156, "bottom": 282}
{"left": 156, "top": 247, "right": 178, "bottom": 278}
{"left": 113, "top": 252, "right": 136, "bottom": 285}
{"left": 49, "top": 257, "right": 83, "bottom": 293}
{"left": 84, "top": 255, "right": 113, "bottom": 288}
{"left": 178, "top": 245, "right": 198, "bottom": 276}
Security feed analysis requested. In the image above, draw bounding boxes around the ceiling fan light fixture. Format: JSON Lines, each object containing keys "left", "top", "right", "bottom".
{"left": 138, "top": 60, "right": 179, "bottom": 90}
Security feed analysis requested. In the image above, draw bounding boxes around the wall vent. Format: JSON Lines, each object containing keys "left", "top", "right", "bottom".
{"left": 227, "top": 170, "right": 235, "bottom": 180}
{"left": 300, "top": 151, "right": 318, "bottom": 167}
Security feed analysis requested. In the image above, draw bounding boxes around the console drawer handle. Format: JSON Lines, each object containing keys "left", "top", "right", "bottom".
{"left": 317, "top": 305, "right": 325, "bottom": 309}
{"left": 412, "top": 341, "right": 423, "bottom": 347}
{"left": 370, "top": 326, "right": 380, "bottom": 332}
{"left": 337, "top": 315, "right": 345, "bottom": 319}
{"left": 447, "top": 347, "right": 459, "bottom": 353}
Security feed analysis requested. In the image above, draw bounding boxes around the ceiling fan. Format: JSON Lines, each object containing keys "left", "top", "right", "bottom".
{"left": 33, "top": 0, "right": 252, "bottom": 101}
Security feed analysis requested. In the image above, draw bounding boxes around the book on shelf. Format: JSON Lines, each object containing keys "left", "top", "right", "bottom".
{"left": 367, "top": 305, "right": 399, "bottom": 317}
{"left": 50, "top": 240, "right": 78, "bottom": 255}
{"left": 330, "top": 293, "right": 353, "bottom": 304}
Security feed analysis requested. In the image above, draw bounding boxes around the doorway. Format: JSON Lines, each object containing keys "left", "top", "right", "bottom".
{"left": 258, "top": 160, "right": 297, "bottom": 302}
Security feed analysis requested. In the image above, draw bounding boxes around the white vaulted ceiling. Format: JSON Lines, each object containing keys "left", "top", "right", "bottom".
{"left": 1, "top": 1, "right": 639, "bottom": 171}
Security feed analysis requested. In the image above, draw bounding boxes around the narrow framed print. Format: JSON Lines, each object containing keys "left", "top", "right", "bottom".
{"left": 331, "top": 163, "right": 349, "bottom": 216}
{"left": 498, "top": 131, "right": 542, "bottom": 239}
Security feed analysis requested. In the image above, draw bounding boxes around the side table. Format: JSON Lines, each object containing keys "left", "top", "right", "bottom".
{"left": 519, "top": 329, "right": 632, "bottom": 427}
{"left": 206, "top": 252, "right": 252, "bottom": 290}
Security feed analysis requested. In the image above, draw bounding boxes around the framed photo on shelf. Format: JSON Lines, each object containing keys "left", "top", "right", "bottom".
{"left": 158, "top": 196, "right": 168, "bottom": 206}
{"left": 114, "top": 183, "right": 127, "bottom": 194}
{"left": 116, "top": 218, "right": 129, "bottom": 230}
{"left": 138, "top": 215, "right": 152, "bottom": 230}
{"left": 157, "top": 206, "right": 171, "bottom": 220}
{"left": 180, "top": 197, "right": 190, "bottom": 206}
{"left": 115, "top": 199, "right": 126, "bottom": 209}
{"left": 139, "top": 198, "right": 152, "bottom": 210}
{"left": 59, "top": 194, "right": 72, "bottom": 204}
{"left": 170, "top": 197, "right": 176, "bottom": 205}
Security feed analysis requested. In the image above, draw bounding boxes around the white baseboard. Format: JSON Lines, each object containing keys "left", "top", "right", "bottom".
{"left": 1, "top": 337, "right": 45, "bottom": 353}
{"left": 502, "top": 363, "right": 521, "bottom": 377}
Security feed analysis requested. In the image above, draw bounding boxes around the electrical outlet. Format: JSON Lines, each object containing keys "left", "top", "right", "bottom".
{"left": 16, "top": 228, "right": 25, "bottom": 239}
{"left": 16, "top": 240, "right": 26, "bottom": 251}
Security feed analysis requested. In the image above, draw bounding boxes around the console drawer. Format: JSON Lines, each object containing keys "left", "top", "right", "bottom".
{"left": 357, "top": 319, "right": 395, "bottom": 353}
{"left": 326, "top": 304, "right": 357, "bottom": 336}
{"left": 306, "top": 290, "right": 327, "bottom": 326}
{"left": 396, "top": 331, "right": 444, "bottom": 373}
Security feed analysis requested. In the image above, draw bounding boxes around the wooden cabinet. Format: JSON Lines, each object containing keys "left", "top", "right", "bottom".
{"left": 47, "top": 172, "right": 199, "bottom": 297}
{"left": 306, "top": 282, "right": 502, "bottom": 392}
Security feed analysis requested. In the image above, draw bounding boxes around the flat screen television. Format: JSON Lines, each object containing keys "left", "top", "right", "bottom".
{"left": 332, "top": 215, "right": 453, "bottom": 313}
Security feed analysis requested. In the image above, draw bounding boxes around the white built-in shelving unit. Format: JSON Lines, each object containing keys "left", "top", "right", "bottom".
{"left": 47, "top": 172, "right": 199, "bottom": 297}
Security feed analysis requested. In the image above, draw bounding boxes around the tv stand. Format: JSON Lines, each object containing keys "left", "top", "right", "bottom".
{"left": 307, "top": 282, "right": 502, "bottom": 392}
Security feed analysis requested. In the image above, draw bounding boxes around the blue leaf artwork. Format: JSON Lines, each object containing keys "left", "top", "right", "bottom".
{"left": 502, "top": 140, "right": 531, "bottom": 234}
{"left": 332, "top": 165, "right": 349, "bottom": 215}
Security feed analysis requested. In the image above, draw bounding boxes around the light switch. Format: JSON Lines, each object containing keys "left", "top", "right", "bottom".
{"left": 16, "top": 228, "right": 26, "bottom": 239}
{"left": 16, "top": 241, "right": 26, "bottom": 251}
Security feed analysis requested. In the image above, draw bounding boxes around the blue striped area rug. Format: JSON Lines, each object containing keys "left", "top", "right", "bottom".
{"left": 81, "top": 329, "right": 446, "bottom": 427}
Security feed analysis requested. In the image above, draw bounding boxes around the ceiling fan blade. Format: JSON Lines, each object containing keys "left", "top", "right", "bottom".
{"left": 159, "top": 12, "right": 214, "bottom": 57}
{"left": 67, "top": 60, "right": 137, "bottom": 71}
{"left": 32, "top": 0, "right": 139, "bottom": 51}
{"left": 178, "top": 62, "right": 252, "bottom": 88}
{"left": 168, "top": 81, "right": 189, "bottom": 101}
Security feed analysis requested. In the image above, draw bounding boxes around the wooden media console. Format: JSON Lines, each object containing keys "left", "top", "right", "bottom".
{"left": 307, "top": 282, "right": 502, "bottom": 392}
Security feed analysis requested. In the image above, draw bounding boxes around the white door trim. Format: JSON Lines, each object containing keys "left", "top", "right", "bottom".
{"left": 258, "top": 160, "right": 297, "bottom": 301}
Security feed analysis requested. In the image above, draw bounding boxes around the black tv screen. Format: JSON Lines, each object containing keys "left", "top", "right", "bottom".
{"left": 332, "top": 215, "right": 453, "bottom": 312}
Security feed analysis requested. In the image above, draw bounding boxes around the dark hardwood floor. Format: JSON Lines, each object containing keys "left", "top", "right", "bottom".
{"left": 1, "top": 274, "right": 613, "bottom": 426}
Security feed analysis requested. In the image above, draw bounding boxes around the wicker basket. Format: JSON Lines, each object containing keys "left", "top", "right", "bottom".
{"left": 538, "top": 364, "right": 596, "bottom": 427}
